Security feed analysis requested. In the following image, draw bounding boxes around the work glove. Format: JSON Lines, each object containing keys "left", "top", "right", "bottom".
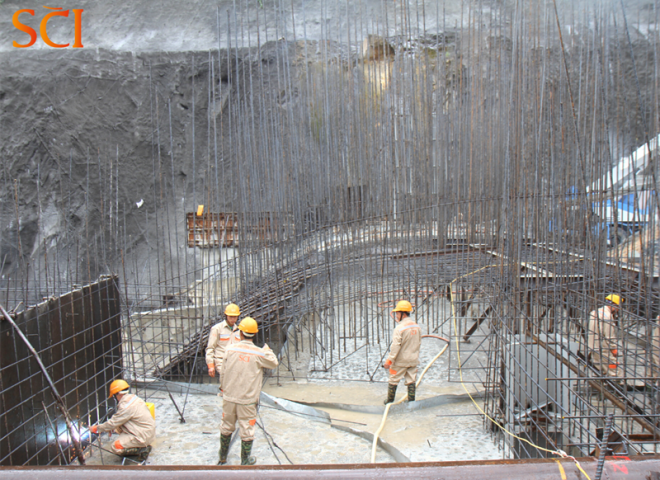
{"left": 208, "top": 364, "right": 216, "bottom": 377}
{"left": 382, "top": 359, "right": 392, "bottom": 369}
{"left": 263, "top": 343, "right": 271, "bottom": 350}
{"left": 89, "top": 425, "right": 98, "bottom": 434}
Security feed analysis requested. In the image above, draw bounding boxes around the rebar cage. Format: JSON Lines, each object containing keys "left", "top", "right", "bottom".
{"left": 2, "top": 0, "right": 660, "bottom": 466}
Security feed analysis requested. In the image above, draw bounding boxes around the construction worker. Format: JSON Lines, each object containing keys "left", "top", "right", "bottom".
{"left": 382, "top": 300, "right": 421, "bottom": 404}
{"left": 587, "top": 294, "right": 623, "bottom": 377}
{"left": 206, "top": 303, "right": 242, "bottom": 387}
{"left": 218, "top": 317, "right": 278, "bottom": 465}
{"left": 89, "top": 380, "right": 155, "bottom": 461}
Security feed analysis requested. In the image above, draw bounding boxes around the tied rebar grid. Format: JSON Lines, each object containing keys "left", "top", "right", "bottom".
{"left": 2, "top": 0, "right": 660, "bottom": 465}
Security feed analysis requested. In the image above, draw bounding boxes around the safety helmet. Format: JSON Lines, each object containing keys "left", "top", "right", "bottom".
{"left": 225, "top": 303, "right": 240, "bottom": 316}
{"left": 238, "top": 317, "right": 258, "bottom": 335}
{"left": 605, "top": 294, "right": 623, "bottom": 306}
{"left": 392, "top": 300, "right": 413, "bottom": 313}
{"left": 108, "top": 379, "right": 130, "bottom": 398}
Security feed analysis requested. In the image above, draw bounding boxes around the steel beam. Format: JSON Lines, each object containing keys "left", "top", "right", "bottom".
{"left": 1, "top": 456, "right": 659, "bottom": 479}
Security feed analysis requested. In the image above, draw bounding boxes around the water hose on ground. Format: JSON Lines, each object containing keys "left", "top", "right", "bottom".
{"left": 448, "top": 266, "right": 591, "bottom": 479}
{"left": 370, "top": 335, "right": 449, "bottom": 463}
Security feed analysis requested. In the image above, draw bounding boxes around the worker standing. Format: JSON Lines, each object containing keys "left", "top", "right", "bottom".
{"left": 382, "top": 300, "right": 421, "bottom": 404}
{"left": 219, "top": 317, "right": 278, "bottom": 465}
{"left": 89, "top": 380, "right": 156, "bottom": 462}
{"left": 206, "top": 303, "right": 242, "bottom": 387}
{"left": 587, "top": 294, "right": 623, "bottom": 377}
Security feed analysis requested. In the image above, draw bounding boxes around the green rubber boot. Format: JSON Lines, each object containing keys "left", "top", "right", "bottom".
{"left": 407, "top": 383, "right": 416, "bottom": 402}
{"left": 384, "top": 384, "right": 397, "bottom": 404}
{"left": 241, "top": 440, "right": 257, "bottom": 465}
{"left": 120, "top": 447, "right": 142, "bottom": 457}
{"left": 136, "top": 446, "right": 152, "bottom": 463}
{"left": 218, "top": 434, "right": 231, "bottom": 465}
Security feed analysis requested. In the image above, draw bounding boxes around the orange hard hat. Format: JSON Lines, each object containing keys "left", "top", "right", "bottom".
{"left": 108, "top": 379, "right": 130, "bottom": 398}
{"left": 238, "top": 317, "right": 258, "bottom": 335}
{"left": 225, "top": 303, "right": 240, "bottom": 316}
{"left": 392, "top": 300, "right": 413, "bottom": 313}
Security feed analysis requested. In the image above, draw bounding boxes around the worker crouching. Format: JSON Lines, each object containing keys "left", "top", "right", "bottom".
{"left": 382, "top": 300, "right": 421, "bottom": 404}
{"left": 89, "top": 380, "right": 156, "bottom": 462}
{"left": 219, "top": 317, "right": 279, "bottom": 465}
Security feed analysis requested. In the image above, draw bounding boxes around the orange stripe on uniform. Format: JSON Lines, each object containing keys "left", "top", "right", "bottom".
{"left": 114, "top": 439, "right": 124, "bottom": 451}
{"left": 249, "top": 419, "right": 256, "bottom": 426}
{"left": 389, "top": 368, "right": 397, "bottom": 375}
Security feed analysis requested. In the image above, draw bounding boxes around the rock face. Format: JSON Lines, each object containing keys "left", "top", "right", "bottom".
{"left": 0, "top": 39, "right": 358, "bottom": 299}
{"left": 1, "top": 49, "right": 226, "bottom": 294}
{"left": 1, "top": 0, "right": 658, "bottom": 306}
{"left": 361, "top": 35, "right": 395, "bottom": 62}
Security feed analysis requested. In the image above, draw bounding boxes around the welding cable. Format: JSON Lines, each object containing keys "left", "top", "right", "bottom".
{"left": 370, "top": 336, "right": 450, "bottom": 463}
{"left": 256, "top": 412, "right": 282, "bottom": 465}
{"left": 449, "top": 267, "right": 592, "bottom": 480}
{"left": 256, "top": 374, "right": 294, "bottom": 465}
{"left": 256, "top": 411, "right": 295, "bottom": 465}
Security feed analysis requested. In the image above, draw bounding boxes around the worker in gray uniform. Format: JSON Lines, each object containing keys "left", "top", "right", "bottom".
{"left": 90, "top": 379, "right": 156, "bottom": 462}
{"left": 219, "top": 317, "right": 279, "bottom": 465}
{"left": 382, "top": 300, "right": 421, "bottom": 404}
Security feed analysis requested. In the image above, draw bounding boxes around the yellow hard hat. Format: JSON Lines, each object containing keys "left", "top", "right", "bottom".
{"left": 225, "top": 303, "right": 240, "bottom": 316}
{"left": 392, "top": 300, "right": 413, "bottom": 313}
{"left": 238, "top": 317, "right": 258, "bottom": 334}
{"left": 605, "top": 294, "right": 623, "bottom": 305}
{"left": 108, "top": 379, "right": 130, "bottom": 398}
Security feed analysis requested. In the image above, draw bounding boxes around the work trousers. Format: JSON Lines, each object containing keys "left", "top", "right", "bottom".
{"left": 388, "top": 365, "right": 418, "bottom": 386}
{"left": 221, "top": 400, "right": 257, "bottom": 441}
{"left": 110, "top": 433, "right": 148, "bottom": 455}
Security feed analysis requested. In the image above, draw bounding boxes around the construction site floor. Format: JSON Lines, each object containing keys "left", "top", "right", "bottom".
{"left": 84, "top": 380, "right": 501, "bottom": 466}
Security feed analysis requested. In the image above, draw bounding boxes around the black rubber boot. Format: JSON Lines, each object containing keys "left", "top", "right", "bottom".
{"left": 384, "top": 384, "right": 397, "bottom": 404}
{"left": 218, "top": 434, "right": 231, "bottom": 465}
{"left": 407, "top": 383, "right": 416, "bottom": 402}
{"left": 241, "top": 440, "right": 257, "bottom": 465}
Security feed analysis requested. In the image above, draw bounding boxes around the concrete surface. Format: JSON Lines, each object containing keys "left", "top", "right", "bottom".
{"left": 85, "top": 378, "right": 501, "bottom": 466}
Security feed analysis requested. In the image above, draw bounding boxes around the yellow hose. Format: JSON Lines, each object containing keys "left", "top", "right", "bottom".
{"left": 370, "top": 343, "right": 449, "bottom": 463}
{"left": 448, "top": 267, "right": 591, "bottom": 479}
